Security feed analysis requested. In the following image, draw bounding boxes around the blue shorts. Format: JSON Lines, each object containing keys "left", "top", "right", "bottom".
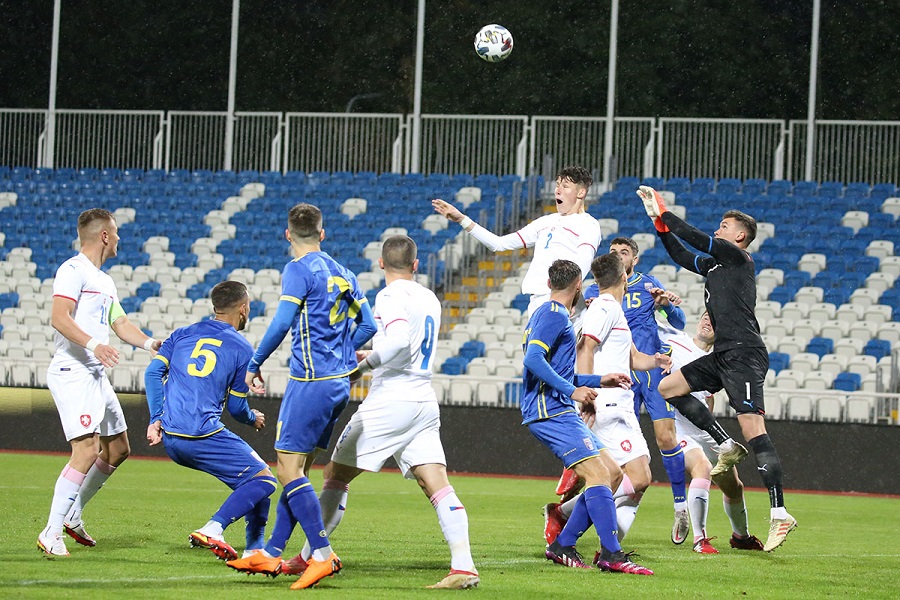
{"left": 275, "top": 377, "right": 350, "bottom": 454}
{"left": 163, "top": 428, "right": 268, "bottom": 490}
{"left": 527, "top": 411, "right": 605, "bottom": 470}
{"left": 632, "top": 367, "right": 675, "bottom": 421}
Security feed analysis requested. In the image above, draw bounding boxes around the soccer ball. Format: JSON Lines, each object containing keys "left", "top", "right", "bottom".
{"left": 474, "top": 24, "right": 513, "bottom": 62}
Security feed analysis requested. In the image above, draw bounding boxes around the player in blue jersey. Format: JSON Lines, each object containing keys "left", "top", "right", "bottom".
{"left": 574, "top": 236, "right": 690, "bottom": 544}
{"left": 145, "top": 280, "right": 276, "bottom": 562}
{"left": 225, "top": 203, "right": 377, "bottom": 590}
{"left": 523, "top": 259, "right": 652, "bottom": 575}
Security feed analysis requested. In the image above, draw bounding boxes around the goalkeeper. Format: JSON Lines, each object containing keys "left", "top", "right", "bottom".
{"left": 636, "top": 186, "right": 796, "bottom": 553}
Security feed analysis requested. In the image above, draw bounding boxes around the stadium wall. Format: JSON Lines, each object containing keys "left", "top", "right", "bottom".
{"left": 1, "top": 387, "right": 897, "bottom": 495}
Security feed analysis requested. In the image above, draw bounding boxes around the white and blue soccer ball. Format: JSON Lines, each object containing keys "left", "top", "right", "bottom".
{"left": 474, "top": 24, "right": 514, "bottom": 63}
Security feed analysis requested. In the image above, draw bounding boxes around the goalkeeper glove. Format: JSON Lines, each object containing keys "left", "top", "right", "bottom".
{"left": 637, "top": 185, "right": 668, "bottom": 218}
{"left": 654, "top": 216, "right": 670, "bottom": 233}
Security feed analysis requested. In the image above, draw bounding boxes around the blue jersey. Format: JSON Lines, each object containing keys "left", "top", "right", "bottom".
{"left": 152, "top": 319, "right": 255, "bottom": 438}
{"left": 520, "top": 300, "right": 578, "bottom": 424}
{"left": 280, "top": 251, "right": 366, "bottom": 380}
{"left": 585, "top": 272, "right": 684, "bottom": 354}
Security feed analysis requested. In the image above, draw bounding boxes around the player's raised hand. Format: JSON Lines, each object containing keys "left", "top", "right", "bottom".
{"left": 655, "top": 352, "right": 673, "bottom": 374}
{"left": 245, "top": 369, "right": 266, "bottom": 395}
{"left": 571, "top": 385, "right": 598, "bottom": 406}
{"left": 650, "top": 287, "right": 682, "bottom": 308}
{"left": 600, "top": 372, "right": 633, "bottom": 389}
{"left": 431, "top": 199, "right": 466, "bottom": 224}
{"left": 636, "top": 185, "right": 667, "bottom": 218}
{"left": 251, "top": 409, "right": 266, "bottom": 430}
{"left": 146, "top": 420, "right": 162, "bottom": 446}
{"left": 92, "top": 343, "right": 120, "bottom": 369}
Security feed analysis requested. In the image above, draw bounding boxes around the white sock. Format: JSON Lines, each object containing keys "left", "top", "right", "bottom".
{"left": 559, "top": 496, "right": 578, "bottom": 518}
{"left": 198, "top": 520, "right": 224, "bottom": 538}
{"left": 688, "top": 478, "right": 711, "bottom": 543}
{"left": 311, "top": 544, "right": 333, "bottom": 562}
{"left": 615, "top": 492, "right": 643, "bottom": 542}
{"left": 770, "top": 506, "right": 789, "bottom": 520}
{"left": 723, "top": 495, "right": 750, "bottom": 538}
{"left": 301, "top": 479, "right": 349, "bottom": 561}
{"left": 431, "top": 486, "right": 475, "bottom": 572}
{"left": 65, "top": 458, "right": 116, "bottom": 524}
{"left": 47, "top": 465, "right": 86, "bottom": 535}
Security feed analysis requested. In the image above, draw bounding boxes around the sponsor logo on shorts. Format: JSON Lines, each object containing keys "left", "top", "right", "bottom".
{"left": 620, "top": 439, "right": 632, "bottom": 453}
{"left": 80, "top": 414, "right": 91, "bottom": 428}
{"left": 583, "top": 437, "right": 594, "bottom": 451}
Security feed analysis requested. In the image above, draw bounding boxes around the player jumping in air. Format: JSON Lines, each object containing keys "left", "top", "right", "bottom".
{"left": 639, "top": 186, "right": 797, "bottom": 552}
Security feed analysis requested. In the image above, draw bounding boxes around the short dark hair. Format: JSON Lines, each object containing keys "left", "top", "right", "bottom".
{"left": 723, "top": 209, "right": 757, "bottom": 245}
{"left": 609, "top": 236, "right": 639, "bottom": 255}
{"left": 548, "top": 259, "right": 582, "bottom": 291}
{"left": 382, "top": 235, "right": 417, "bottom": 271}
{"left": 591, "top": 252, "right": 624, "bottom": 289}
{"left": 77, "top": 208, "right": 115, "bottom": 237}
{"left": 210, "top": 280, "right": 249, "bottom": 312}
{"left": 288, "top": 203, "right": 323, "bottom": 240}
{"left": 556, "top": 165, "right": 593, "bottom": 190}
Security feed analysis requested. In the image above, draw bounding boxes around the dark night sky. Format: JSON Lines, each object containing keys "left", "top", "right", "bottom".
{"left": 0, "top": 1, "right": 897, "bottom": 120}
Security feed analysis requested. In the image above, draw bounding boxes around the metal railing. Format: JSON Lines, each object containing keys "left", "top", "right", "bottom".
{"left": 284, "top": 112, "right": 404, "bottom": 174}
{"left": 787, "top": 120, "right": 900, "bottom": 184}
{"left": 657, "top": 118, "right": 785, "bottom": 181}
{"left": 415, "top": 114, "right": 529, "bottom": 177}
{"left": 3, "top": 108, "right": 899, "bottom": 185}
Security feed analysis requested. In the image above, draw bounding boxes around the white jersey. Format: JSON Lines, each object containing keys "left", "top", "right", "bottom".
{"left": 581, "top": 292, "right": 632, "bottom": 377}
{"left": 469, "top": 212, "right": 601, "bottom": 295}
{"left": 50, "top": 253, "right": 119, "bottom": 371}
{"left": 369, "top": 278, "right": 441, "bottom": 398}
{"left": 659, "top": 324, "right": 714, "bottom": 430}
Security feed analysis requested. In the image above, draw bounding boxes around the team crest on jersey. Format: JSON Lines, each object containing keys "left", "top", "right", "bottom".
{"left": 80, "top": 414, "right": 92, "bottom": 428}
{"left": 680, "top": 439, "right": 688, "bottom": 448}
{"left": 620, "top": 439, "right": 632, "bottom": 453}
{"left": 644, "top": 282, "right": 653, "bottom": 291}
{"left": 583, "top": 437, "right": 594, "bottom": 451}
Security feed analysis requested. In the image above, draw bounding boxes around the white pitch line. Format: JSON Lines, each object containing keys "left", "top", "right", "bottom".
{"left": 19, "top": 574, "right": 226, "bottom": 586}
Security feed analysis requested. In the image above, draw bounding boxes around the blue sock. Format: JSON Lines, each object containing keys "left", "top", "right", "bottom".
{"left": 212, "top": 475, "right": 277, "bottom": 528}
{"left": 583, "top": 484, "right": 621, "bottom": 554}
{"left": 284, "top": 477, "right": 330, "bottom": 553}
{"left": 556, "top": 494, "right": 591, "bottom": 547}
{"left": 264, "top": 490, "right": 297, "bottom": 557}
{"left": 661, "top": 445, "right": 687, "bottom": 504}
{"left": 245, "top": 495, "right": 271, "bottom": 550}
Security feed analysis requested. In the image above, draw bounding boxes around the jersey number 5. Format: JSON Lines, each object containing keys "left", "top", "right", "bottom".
{"left": 187, "top": 338, "right": 222, "bottom": 377}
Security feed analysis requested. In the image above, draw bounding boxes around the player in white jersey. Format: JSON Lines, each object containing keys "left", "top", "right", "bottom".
{"left": 278, "top": 235, "right": 478, "bottom": 590}
{"left": 659, "top": 313, "right": 765, "bottom": 553}
{"left": 548, "top": 253, "right": 670, "bottom": 544}
{"left": 38, "top": 208, "right": 161, "bottom": 557}
{"left": 432, "top": 165, "right": 602, "bottom": 316}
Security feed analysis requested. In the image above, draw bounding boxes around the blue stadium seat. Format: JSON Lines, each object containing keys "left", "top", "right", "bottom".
{"left": 844, "top": 182, "right": 870, "bottom": 198}
{"left": 863, "top": 339, "right": 891, "bottom": 360}
{"left": 818, "top": 181, "right": 844, "bottom": 197}
{"left": 833, "top": 372, "right": 861, "bottom": 392}
{"left": 510, "top": 294, "right": 530, "bottom": 312}
{"left": 615, "top": 176, "right": 640, "bottom": 191}
{"left": 766, "top": 180, "right": 792, "bottom": 196}
{"left": 120, "top": 296, "right": 143, "bottom": 313}
{"left": 664, "top": 177, "right": 691, "bottom": 193}
{"left": 793, "top": 181, "right": 819, "bottom": 197}
{"left": 768, "top": 351, "right": 791, "bottom": 374}
{"left": 135, "top": 282, "right": 161, "bottom": 299}
{"left": 440, "top": 356, "right": 470, "bottom": 375}
{"left": 768, "top": 287, "right": 793, "bottom": 305}
{"left": 806, "top": 337, "right": 834, "bottom": 358}
{"left": 459, "top": 340, "right": 485, "bottom": 360}
{"left": 0, "top": 292, "right": 20, "bottom": 310}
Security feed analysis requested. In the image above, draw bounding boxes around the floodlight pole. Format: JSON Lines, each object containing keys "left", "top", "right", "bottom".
{"left": 45, "top": 0, "right": 62, "bottom": 169}
{"left": 803, "top": 0, "right": 821, "bottom": 182}
{"left": 602, "top": 0, "right": 619, "bottom": 193}
{"left": 410, "top": 0, "right": 425, "bottom": 174}
{"left": 224, "top": 0, "right": 240, "bottom": 172}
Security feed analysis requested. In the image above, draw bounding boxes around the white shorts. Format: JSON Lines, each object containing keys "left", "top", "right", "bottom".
{"left": 331, "top": 396, "right": 445, "bottom": 479}
{"left": 47, "top": 364, "right": 126, "bottom": 441}
{"left": 589, "top": 392, "right": 650, "bottom": 467}
{"left": 675, "top": 415, "right": 720, "bottom": 464}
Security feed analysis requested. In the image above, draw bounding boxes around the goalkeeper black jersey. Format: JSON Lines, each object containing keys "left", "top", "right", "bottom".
{"left": 657, "top": 211, "right": 766, "bottom": 353}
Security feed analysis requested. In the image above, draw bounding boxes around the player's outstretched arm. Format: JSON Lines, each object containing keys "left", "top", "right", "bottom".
{"left": 650, "top": 287, "right": 686, "bottom": 330}
{"left": 111, "top": 313, "right": 160, "bottom": 355}
{"left": 630, "top": 344, "right": 673, "bottom": 373}
{"left": 248, "top": 299, "right": 297, "bottom": 377}
{"left": 432, "top": 198, "right": 530, "bottom": 252}
{"left": 226, "top": 391, "right": 258, "bottom": 427}
{"left": 523, "top": 343, "right": 581, "bottom": 400}
{"left": 144, "top": 357, "right": 168, "bottom": 445}
{"left": 350, "top": 300, "right": 377, "bottom": 350}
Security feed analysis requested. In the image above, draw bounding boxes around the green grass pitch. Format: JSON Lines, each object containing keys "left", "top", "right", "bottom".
{"left": 2, "top": 452, "right": 898, "bottom": 599}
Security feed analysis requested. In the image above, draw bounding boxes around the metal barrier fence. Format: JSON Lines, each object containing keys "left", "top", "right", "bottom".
{"left": 0, "top": 109, "right": 46, "bottom": 168}
{"left": 415, "top": 114, "right": 528, "bottom": 177}
{"left": 788, "top": 120, "right": 900, "bottom": 184}
{"left": 285, "top": 112, "right": 403, "bottom": 174}
{"left": 657, "top": 118, "right": 785, "bottom": 181}
{"left": 2, "top": 109, "right": 899, "bottom": 185}
{"left": 54, "top": 110, "right": 164, "bottom": 171}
